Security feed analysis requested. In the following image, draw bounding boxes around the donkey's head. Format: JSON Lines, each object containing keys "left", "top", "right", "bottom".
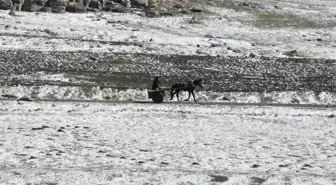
{"left": 192, "top": 78, "right": 204, "bottom": 89}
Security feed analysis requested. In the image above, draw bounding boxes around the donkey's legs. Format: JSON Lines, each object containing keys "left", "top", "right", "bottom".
{"left": 176, "top": 91, "right": 181, "bottom": 102}
{"left": 184, "top": 92, "right": 191, "bottom": 101}
{"left": 192, "top": 91, "right": 197, "bottom": 103}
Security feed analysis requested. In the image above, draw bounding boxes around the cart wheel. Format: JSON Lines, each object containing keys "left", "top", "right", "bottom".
{"left": 152, "top": 92, "right": 164, "bottom": 103}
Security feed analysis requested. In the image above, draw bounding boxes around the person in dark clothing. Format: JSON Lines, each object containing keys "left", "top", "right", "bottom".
{"left": 152, "top": 77, "right": 161, "bottom": 90}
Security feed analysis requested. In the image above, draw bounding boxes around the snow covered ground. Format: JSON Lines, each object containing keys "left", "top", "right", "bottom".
{"left": 0, "top": 101, "right": 335, "bottom": 184}
{"left": 0, "top": 0, "right": 336, "bottom": 58}
{"left": 2, "top": 83, "right": 336, "bottom": 105}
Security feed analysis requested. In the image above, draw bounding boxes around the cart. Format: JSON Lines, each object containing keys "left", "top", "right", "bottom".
{"left": 147, "top": 87, "right": 170, "bottom": 103}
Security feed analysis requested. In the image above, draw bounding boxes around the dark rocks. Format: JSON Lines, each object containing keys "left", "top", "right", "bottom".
{"left": 1, "top": 94, "right": 18, "bottom": 99}
{"left": 29, "top": 156, "right": 38, "bottom": 159}
{"left": 232, "top": 48, "right": 241, "bottom": 53}
{"left": 221, "top": 97, "right": 229, "bottom": 101}
{"left": 190, "top": 7, "right": 202, "bottom": 12}
{"left": 249, "top": 52, "right": 256, "bottom": 58}
{"left": 45, "top": 0, "right": 68, "bottom": 13}
{"left": 328, "top": 114, "right": 335, "bottom": 118}
{"left": 32, "top": 125, "right": 50, "bottom": 130}
{"left": 252, "top": 164, "right": 260, "bottom": 168}
{"left": 173, "top": 4, "right": 183, "bottom": 9}
{"left": 22, "top": 0, "right": 48, "bottom": 11}
{"left": 0, "top": 0, "right": 11, "bottom": 10}
{"left": 303, "top": 164, "right": 313, "bottom": 168}
{"left": 279, "top": 164, "right": 289, "bottom": 167}
{"left": 88, "top": 0, "right": 100, "bottom": 9}
{"left": 192, "top": 162, "right": 200, "bottom": 165}
{"left": 161, "top": 162, "right": 169, "bottom": 165}
{"left": 65, "top": 5, "right": 86, "bottom": 12}
{"left": 57, "top": 128, "right": 65, "bottom": 132}
{"left": 283, "top": 50, "right": 298, "bottom": 57}
{"left": 138, "top": 161, "right": 145, "bottom": 164}
{"left": 210, "top": 43, "right": 221, "bottom": 47}
{"left": 145, "top": 9, "right": 160, "bottom": 17}
{"left": 317, "top": 38, "right": 323, "bottom": 42}
{"left": 139, "top": 149, "right": 149, "bottom": 152}
{"left": 17, "top": 96, "right": 33, "bottom": 101}
{"left": 130, "top": 0, "right": 147, "bottom": 8}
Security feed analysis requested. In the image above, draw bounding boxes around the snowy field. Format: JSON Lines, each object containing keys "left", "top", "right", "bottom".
{"left": 0, "top": 100, "right": 335, "bottom": 184}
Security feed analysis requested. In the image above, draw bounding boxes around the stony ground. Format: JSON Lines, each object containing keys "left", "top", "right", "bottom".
{"left": 1, "top": 51, "right": 336, "bottom": 93}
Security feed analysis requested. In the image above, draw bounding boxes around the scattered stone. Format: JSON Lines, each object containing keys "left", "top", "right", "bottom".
{"left": 149, "top": 38, "right": 153, "bottom": 42}
{"left": 303, "top": 164, "right": 313, "bottom": 168}
{"left": 252, "top": 164, "right": 260, "bottom": 168}
{"left": 192, "top": 162, "right": 200, "bottom": 165}
{"left": 120, "top": 156, "right": 126, "bottom": 159}
{"left": 221, "top": 97, "right": 229, "bottom": 101}
{"left": 98, "top": 150, "right": 107, "bottom": 153}
{"left": 196, "top": 49, "right": 204, "bottom": 54}
{"left": 227, "top": 46, "right": 232, "bottom": 50}
{"left": 210, "top": 43, "right": 221, "bottom": 47}
{"left": 75, "top": 126, "right": 79, "bottom": 128}
{"left": 173, "top": 4, "right": 183, "bottom": 9}
{"left": 283, "top": 50, "right": 298, "bottom": 57}
{"left": 249, "top": 53, "right": 256, "bottom": 58}
{"left": 57, "top": 128, "right": 65, "bottom": 133}
{"left": 232, "top": 49, "right": 241, "bottom": 53}
{"left": 210, "top": 175, "right": 229, "bottom": 183}
{"left": 145, "top": 10, "right": 160, "bottom": 17}
{"left": 328, "top": 114, "right": 335, "bottom": 118}
{"left": 138, "top": 161, "right": 145, "bottom": 164}
{"left": 274, "top": 5, "right": 280, "bottom": 9}
{"left": 279, "top": 164, "right": 289, "bottom": 167}
{"left": 32, "top": 127, "right": 44, "bottom": 131}
{"left": 196, "top": 44, "right": 200, "bottom": 47}
{"left": 17, "top": 96, "right": 33, "bottom": 102}
{"left": 106, "top": 154, "right": 116, "bottom": 157}
{"left": 60, "top": 127, "right": 65, "bottom": 129}
{"left": 139, "top": 149, "right": 149, "bottom": 152}
{"left": 46, "top": 153, "right": 52, "bottom": 156}
{"left": 161, "top": 162, "right": 169, "bottom": 165}
{"left": 83, "top": 126, "right": 89, "bottom": 129}
{"left": 251, "top": 43, "right": 256, "bottom": 46}
{"left": 43, "top": 29, "right": 58, "bottom": 36}
{"left": 242, "top": 2, "right": 248, "bottom": 6}
{"left": 42, "top": 125, "right": 50, "bottom": 129}
{"left": 317, "top": 38, "right": 323, "bottom": 42}
{"left": 29, "top": 156, "right": 38, "bottom": 159}
{"left": 4, "top": 25, "right": 10, "bottom": 29}
{"left": 190, "top": 7, "right": 202, "bottom": 12}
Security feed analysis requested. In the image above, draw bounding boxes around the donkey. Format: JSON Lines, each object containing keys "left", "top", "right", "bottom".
{"left": 170, "top": 78, "right": 204, "bottom": 103}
